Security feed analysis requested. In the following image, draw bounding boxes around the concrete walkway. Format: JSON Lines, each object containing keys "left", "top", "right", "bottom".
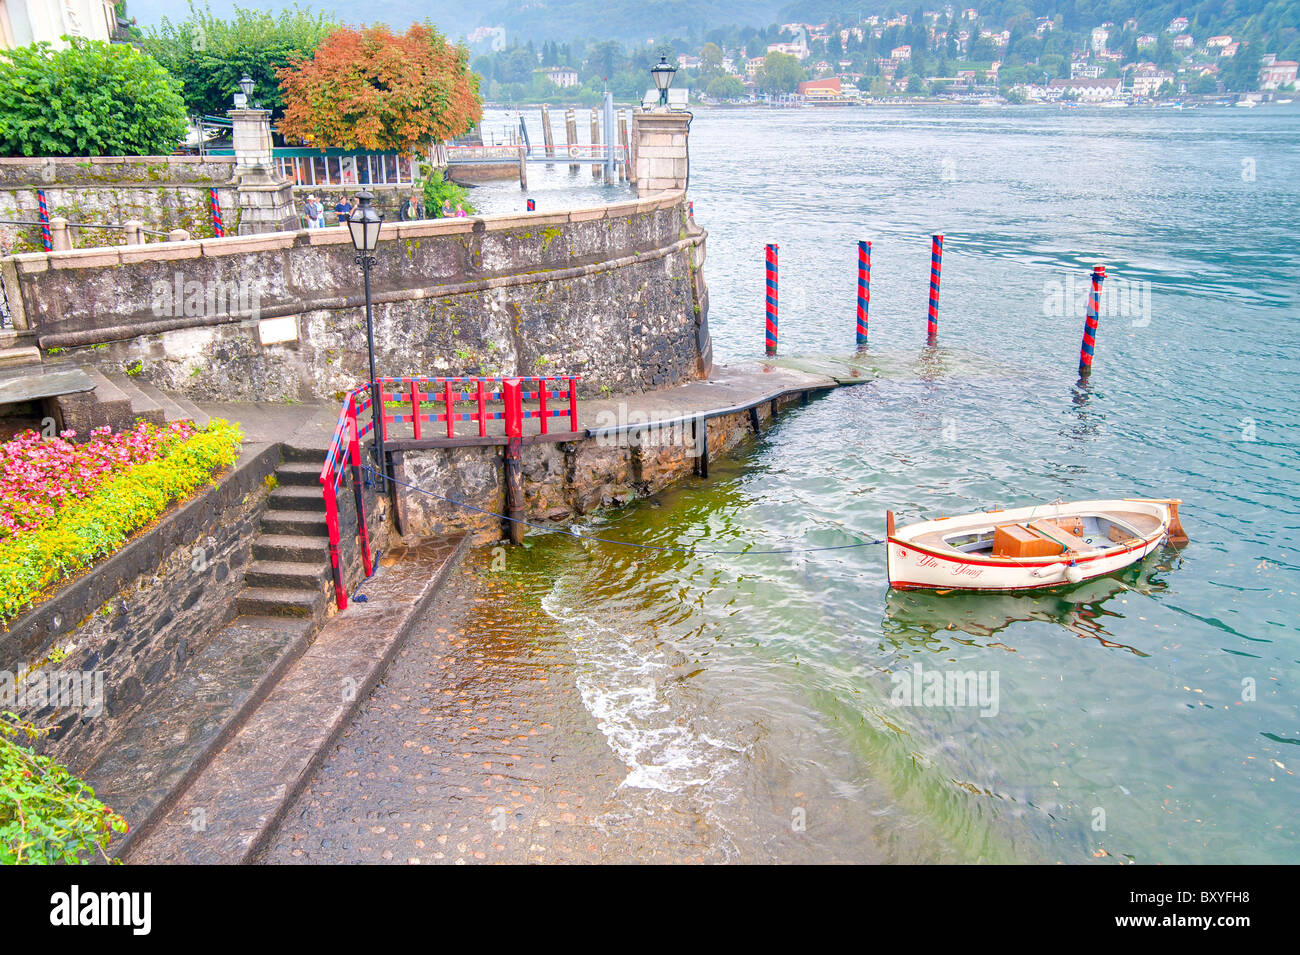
{"left": 196, "top": 361, "right": 868, "bottom": 451}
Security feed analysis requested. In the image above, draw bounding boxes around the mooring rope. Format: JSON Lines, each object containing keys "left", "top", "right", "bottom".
{"left": 367, "top": 465, "right": 884, "bottom": 557}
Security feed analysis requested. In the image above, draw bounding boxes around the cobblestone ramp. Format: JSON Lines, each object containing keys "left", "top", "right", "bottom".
{"left": 122, "top": 537, "right": 467, "bottom": 865}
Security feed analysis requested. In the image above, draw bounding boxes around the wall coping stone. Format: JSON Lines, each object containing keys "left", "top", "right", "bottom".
{"left": 5, "top": 189, "right": 687, "bottom": 269}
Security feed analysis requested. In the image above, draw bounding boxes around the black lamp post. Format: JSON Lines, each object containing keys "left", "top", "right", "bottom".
{"left": 346, "top": 190, "right": 385, "bottom": 486}
{"left": 651, "top": 55, "right": 677, "bottom": 107}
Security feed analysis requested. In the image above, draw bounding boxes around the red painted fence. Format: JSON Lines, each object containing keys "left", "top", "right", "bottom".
{"left": 320, "top": 375, "right": 580, "bottom": 609}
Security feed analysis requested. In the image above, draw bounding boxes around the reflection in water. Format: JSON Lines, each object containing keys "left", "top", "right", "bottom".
{"left": 883, "top": 558, "right": 1171, "bottom": 656}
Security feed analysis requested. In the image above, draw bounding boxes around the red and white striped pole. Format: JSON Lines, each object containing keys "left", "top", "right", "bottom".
{"left": 1078, "top": 265, "right": 1106, "bottom": 377}
{"left": 526, "top": 198, "right": 535, "bottom": 211}
{"left": 765, "top": 243, "right": 779, "bottom": 356}
{"left": 926, "top": 234, "right": 943, "bottom": 345}
{"left": 856, "top": 240, "right": 871, "bottom": 345}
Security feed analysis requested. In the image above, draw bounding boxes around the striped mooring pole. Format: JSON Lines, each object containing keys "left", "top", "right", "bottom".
{"left": 765, "top": 243, "right": 779, "bottom": 356}
{"left": 1078, "top": 265, "right": 1107, "bottom": 377}
{"left": 856, "top": 240, "right": 871, "bottom": 345}
{"left": 36, "top": 189, "right": 52, "bottom": 251}
{"left": 209, "top": 188, "right": 224, "bottom": 238}
{"left": 927, "top": 234, "right": 944, "bottom": 345}
{"left": 526, "top": 198, "right": 535, "bottom": 211}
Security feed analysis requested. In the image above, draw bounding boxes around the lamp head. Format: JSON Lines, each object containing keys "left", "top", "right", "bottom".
{"left": 347, "top": 190, "right": 384, "bottom": 253}
{"left": 651, "top": 55, "right": 676, "bottom": 105}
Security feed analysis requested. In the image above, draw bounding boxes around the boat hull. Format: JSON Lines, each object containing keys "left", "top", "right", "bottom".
{"left": 886, "top": 499, "right": 1178, "bottom": 592}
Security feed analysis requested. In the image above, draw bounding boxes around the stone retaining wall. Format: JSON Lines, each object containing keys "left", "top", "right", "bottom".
{"left": 4, "top": 191, "right": 710, "bottom": 400}
{"left": 1, "top": 443, "right": 279, "bottom": 773}
{"left": 0, "top": 156, "right": 237, "bottom": 253}
{"left": 394, "top": 395, "right": 798, "bottom": 538}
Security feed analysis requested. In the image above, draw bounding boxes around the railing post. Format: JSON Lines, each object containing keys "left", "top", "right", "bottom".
{"left": 409, "top": 378, "right": 421, "bottom": 441}
{"left": 537, "top": 376, "right": 549, "bottom": 435}
{"left": 568, "top": 377, "right": 579, "bottom": 433}
{"left": 444, "top": 379, "right": 455, "bottom": 438}
{"left": 346, "top": 394, "right": 373, "bottom": 579}
{"left": 323, "top": 480, "right": 348, "bottom": 611}
{"left": 503, "top": 378, "right": 525, "bottom": 545}
{"left": 476, "top": 379, "right": 487, "bottom": 437}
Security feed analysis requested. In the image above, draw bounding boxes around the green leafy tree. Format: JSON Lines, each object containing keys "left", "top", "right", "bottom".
{"left": 706, "top": 74, "right": 746, "bottom": 99}
{"left": 759, "top": 50, "right": 806, "bottom": 93}
{"left": 144, "top": 1, "right": 336, "bottom": 119}
{"left": 0, "top": 39, "right": 187, "bottom": 157}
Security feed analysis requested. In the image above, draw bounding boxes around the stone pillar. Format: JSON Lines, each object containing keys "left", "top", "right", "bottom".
{"left": 48, "top": 217, "right": 72, "bottom": 251}
{"left": 123, "top": 219, "right": 144, "bottom": 245}
{"left": 631, "top": 110, "right": 689, "bottom": 196}
{"left": 228, "top": 108, "right": 297, "bottom": 235}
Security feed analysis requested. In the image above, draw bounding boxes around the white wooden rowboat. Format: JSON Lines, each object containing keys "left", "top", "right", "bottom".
{"left": 886, "top": 498, "right": 1187, "bottom": 592}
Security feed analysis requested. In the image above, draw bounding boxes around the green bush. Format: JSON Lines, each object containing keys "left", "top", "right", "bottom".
{"left": 1, "top": 712, "right": 127, "bottom": 865}
{"left": 419, "top": 163, "right": 475, "bottom": 216}
{"left": 0, "top": 420, "right": 242, "bottom": 624}
{"left": 0, "top": 38, "right": 188, "bottom": 157}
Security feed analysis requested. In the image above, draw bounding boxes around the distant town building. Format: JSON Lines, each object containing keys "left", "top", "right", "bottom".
{"left": 891, "top": 45, "right": 912, "bottom": 61}
{"left": 1137, "top": 34, "right": 1158, "bottom": 48}
{"left": 745, "top": 57, "right": 765, "bottom": 77}
{"left": 1132, "top": 68, "right": 1174, "bottom": 97}
{"left": 1221, "top": 42, "right": 1240, "bottom": 57}
{"left": 798, "top": 77, "right": 842, "bottom": 99}
{"left": 1048, "top": 77, "right": 1122, "bottom": 101}
{"left": 1091, "top": 27, "right": 1109, "bottom": 54}
{"left": 539, "top": 67, "right": 578, "bottom": 88}
{"left": 1071, "top": 62, "right": 1105, "bottom": 79}
{"left": 1167, "top": 17, "right": 1190, "bottom": 34}
{"left": 1259, "top": 57, "right": 1298, "bottom": 89}
{"left": 1123, "top": 18, "right": 1139, "bottom": 32}
{"left": 767, "top": 41, "right": 809, "bottom": 61}
{"left": 1172, "top": 34, "right": 1194, "bottom": 51}
{"left": 0, "top": 0, "right": 120, "bottom": 50}
{"left": 1206, "top": 35, "right": 1234, "bottom": 50}
{"left": 676, "top": 55, "right": 700, "bottom": 70}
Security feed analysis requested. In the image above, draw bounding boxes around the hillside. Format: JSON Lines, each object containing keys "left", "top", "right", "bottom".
{"left": 123, "top": 0, "right": 784, "bottom": 42}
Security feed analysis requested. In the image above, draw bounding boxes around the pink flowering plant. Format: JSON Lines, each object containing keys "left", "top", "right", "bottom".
{"left": 1, "top": 421, "right": 196, "bottom": 541}
{"left": 0, "top": 419, "right": 242, "bottom": 624}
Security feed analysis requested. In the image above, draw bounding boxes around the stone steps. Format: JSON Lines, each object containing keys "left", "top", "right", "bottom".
{"left": 234, "top": 586, "right": 326, "bottom": 620}
{"left": 133, "top": 381, "right": 210, "bottom": 430}
{"left": 87, "top": 613, "right": 318, "bottom": 860}
{"left": 0, "top": 345, "right": 41, "bottom": 370}
{"left": 244, "top": 558, "right": 328, "bottom": 591}
{"left": 275, "top": 461, "right": 322, "bottom": 487}
{"left": 267, "top": 484, "right": 326, "bottom": 513}
{"left": 252, "top": 533, "right": 329, "bottom": 564}
{"left": 260, "top": 508, "right": 329, "bottom": 537}
{"left": 104, "top": 372, "right": 166, "bottom": 428}
{"left": 56, "top": 366, "right": 130, "bottom": 434}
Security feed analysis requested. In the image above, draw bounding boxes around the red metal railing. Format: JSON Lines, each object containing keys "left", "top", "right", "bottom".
{"left": 375, "top": 375, "right": 580, "bottom": 441}
{"left": 319, "top": 376, "right": 580, "bottom": 609}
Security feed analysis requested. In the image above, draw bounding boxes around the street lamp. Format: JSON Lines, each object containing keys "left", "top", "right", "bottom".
{"left": 346, "top": 190, "right": 385, "bottom": 486}
{"left": 651, "top": 55, "right": 677, "bottom": 107}
{"left": 233, "top": 74, "right": 254, "bottom": 108}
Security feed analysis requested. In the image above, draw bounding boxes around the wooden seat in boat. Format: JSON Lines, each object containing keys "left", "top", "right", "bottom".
{"left": 993, "top": 523, "right": 1062, "bottom": 558}
{"left": 1027, "top": 519, "right": 1091, "bottom": 554}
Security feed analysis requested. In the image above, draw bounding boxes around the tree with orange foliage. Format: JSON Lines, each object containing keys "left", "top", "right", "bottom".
{"left": 276, "top": 23, "right": 481, "bottom": 152}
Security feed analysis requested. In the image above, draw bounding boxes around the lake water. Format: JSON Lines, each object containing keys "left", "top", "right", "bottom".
{"left": 471, "top": 104, "right": 1300, "bottom": 863}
